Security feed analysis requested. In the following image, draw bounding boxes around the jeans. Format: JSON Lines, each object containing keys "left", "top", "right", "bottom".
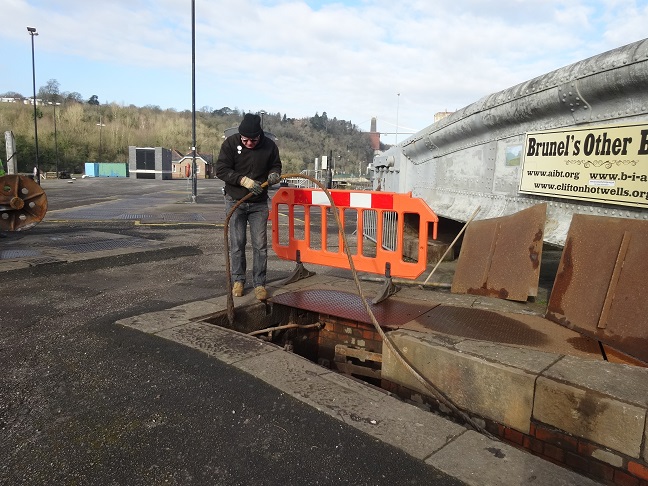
{"left": 225, "top": 195, "right": 269, "bottom": 288}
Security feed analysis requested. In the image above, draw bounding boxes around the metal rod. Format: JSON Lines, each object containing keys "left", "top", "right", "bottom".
{"left": 191, "top": 0, "right": 197, "bottom": 202}
{"left": 360, "top": 276, "right": 451, "bottom": 289}
{"left": 28, "top": 27, "right": 40, "bottom": 181}
{"left": 96, "top": 116, "right": 105, "bottom": 159}
{"left": 395, "top": 93, "right": 400, "bottom": 145}
{"left": 248, "top": 322, "right": 321, "bottom": 336}
{"left": 53, "top": 103, "right": 59, "bottom": 177}
{"left": 422, "top": 206, "right": 481, "bottom": 286}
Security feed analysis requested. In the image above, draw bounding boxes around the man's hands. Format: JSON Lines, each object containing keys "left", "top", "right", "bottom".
{"left": 240, "top": 174, "right": 280, "bottom": 195}
{"left": 240, "top": 176, "right": 263, "bottom": 195}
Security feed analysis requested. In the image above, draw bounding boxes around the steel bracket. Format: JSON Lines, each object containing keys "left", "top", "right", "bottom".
{"left": 280, "top": 250, "right": 315, "bottom": 285}
{"left": 372, "top": 262, "right": 400, "bottom": 304}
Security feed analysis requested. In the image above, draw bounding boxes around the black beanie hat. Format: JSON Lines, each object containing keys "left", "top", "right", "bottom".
{"left": 238, "top": 114, "right": 263, "bottom": 138}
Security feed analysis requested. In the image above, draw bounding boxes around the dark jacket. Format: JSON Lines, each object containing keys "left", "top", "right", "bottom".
{"left": 215, "top": 132, "right": 282, "bottom": 202}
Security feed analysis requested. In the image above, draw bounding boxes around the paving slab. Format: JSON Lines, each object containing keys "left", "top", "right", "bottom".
{"left": 155, "top": 321, "right": 277, "bottom": 364}
{"left": 117, "top": 294, "right": 612, "bottom": 484}
{"left": 427, "top": 430, "right": 602, "bottom": 486}
{"left": 235, "top": 347, "right": 467, "bottom": 461}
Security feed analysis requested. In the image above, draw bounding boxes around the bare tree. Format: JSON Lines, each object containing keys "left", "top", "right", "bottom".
{"left": 38, "top": 79, "right": 61, "bottom": 103}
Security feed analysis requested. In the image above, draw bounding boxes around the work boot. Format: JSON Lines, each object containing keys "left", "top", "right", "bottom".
{"left": 254, "top": 286, "right": 267, "bottom": 301}
{"left": 232, "top": 281, "right": 244, "bottom": 297}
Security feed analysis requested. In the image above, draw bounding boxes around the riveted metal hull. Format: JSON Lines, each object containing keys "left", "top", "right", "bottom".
{"left": 373, "top": 39, "right": 648, "bottom": 246}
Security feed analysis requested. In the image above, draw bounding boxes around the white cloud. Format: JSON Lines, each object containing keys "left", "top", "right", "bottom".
{"left": 2, "top": 0, "right": 647, "bottom": 135}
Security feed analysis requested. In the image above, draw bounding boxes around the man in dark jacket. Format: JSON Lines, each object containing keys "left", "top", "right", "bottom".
{"left": 215, "top": 113, "right": 282, "bottom": 300}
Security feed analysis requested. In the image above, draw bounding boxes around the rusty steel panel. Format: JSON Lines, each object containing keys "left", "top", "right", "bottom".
{"left": 546, "top": 214, "right": 648, "bottom": 364}
{"left": 0, "top": 175, "right": 48, "bottom": 231}
{"left": 402, "top": 304, "right": 604, "bottom": 359}
{"left": 451, "top": 203, "right": 546, "bottom": 302}
{"left": 270, "top": 288, "right": 436, "bottom": 328}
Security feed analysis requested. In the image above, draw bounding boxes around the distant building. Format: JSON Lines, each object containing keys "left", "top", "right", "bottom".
{"left": 127, "top": 147, "right": 214, "bottom": 180}
{"left": 84, "top": 162, "right": 129, "bottom": 177}
{"left": 128, "top": 146, "right": 172, "bottom": 180}
{"left": 172, "top": 150, "right": 214, "bottom": 179}
{"left": 369, "top": 117, "right": 381, "bottom": 153}
{"left": 0, "top": 96, "right": 41, "bottom": 105}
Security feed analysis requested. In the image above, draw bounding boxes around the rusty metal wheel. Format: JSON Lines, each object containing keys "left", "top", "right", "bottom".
{"left": 0, "top": 175, "right": 48, "bottom": 231}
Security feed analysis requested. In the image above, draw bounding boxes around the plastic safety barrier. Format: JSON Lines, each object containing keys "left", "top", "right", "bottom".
{"left": 270, "top": 188, "right": 438, "bottom": 279}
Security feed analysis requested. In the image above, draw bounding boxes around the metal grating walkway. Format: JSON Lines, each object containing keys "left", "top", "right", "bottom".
{"left": 270, "top": 289, "right": 436, "bottom": 328}
{"left": 58, "top": 238, "right": 151, "bottom": 253}
{"left": 0, "top": 249, "right": 42, "bottom": 260}
{"left": 270, "top": 288, "right": 608, "bottom": 361}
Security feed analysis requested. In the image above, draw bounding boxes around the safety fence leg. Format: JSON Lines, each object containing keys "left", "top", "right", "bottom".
{"left": 280, "top": 250, "right": 316, "bottom": 285}
{"left": 372, "top": 262, "right": 399, "bottom": 304}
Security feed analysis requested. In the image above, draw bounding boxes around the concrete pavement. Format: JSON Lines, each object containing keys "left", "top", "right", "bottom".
{"left": 1, "top": 177, "right": 607, "bottom": 485}
{"left": 115, "top": 288, "right": 602, "bottom": 486}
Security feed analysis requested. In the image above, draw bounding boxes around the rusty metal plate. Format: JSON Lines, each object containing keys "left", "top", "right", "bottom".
{"left": 546, "top": 214, "right": 648, "bottom": 364}
{"left": 270, "top": 289, "right": 437, "bottom": 328}
{"left": 452, "top": 203, "right": 546, "bottom": 302}
{"left": 402, "top": 304, "right": 604, "bottom": 359}
{"left": 0, "top": 175, "right": 48, "bottom": 231}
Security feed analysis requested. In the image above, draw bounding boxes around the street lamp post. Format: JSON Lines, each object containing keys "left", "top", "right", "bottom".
{"left": 190, "top": 0, "right": 197, "bottom": 202}
{"left": 51, "top": 102, "right": 61, "bottom": 177}
{"left": 27, "top": 26, "right": 39, "bottom": 183}
{"left": 96, "top": 116, "right": 106, "bottom": 160}
{"left": 395, "top": 93, "right": 400, "bottom": 145}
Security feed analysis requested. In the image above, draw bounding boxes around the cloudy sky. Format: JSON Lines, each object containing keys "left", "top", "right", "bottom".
{"left": 2, "top": 0, "right": 648, "bottom": 142}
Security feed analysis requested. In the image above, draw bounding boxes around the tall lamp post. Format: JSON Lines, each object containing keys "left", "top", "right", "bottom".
{"left": 395, "top": 93, "right": 400, "bottom": 145}
{"left": 27, "top": 26, "right": 40, "bottom": 182}
{"left": 97, "top": 116, "right": 106, "bottom": 161}
{"left": 51, "top": 102, "right": 61, "bottom": 177}
{"left": 190, "top": 0, "right": 197, "bottom": 202}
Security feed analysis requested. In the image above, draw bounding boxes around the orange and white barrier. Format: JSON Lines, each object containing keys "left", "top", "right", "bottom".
{"left": 270, "top": 188, "right": 438, "bottom": 279}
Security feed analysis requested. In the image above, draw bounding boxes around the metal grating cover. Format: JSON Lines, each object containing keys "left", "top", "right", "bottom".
{"left": 401, "top": 304, "right": 604, "bottom": 359}
{"left": 419, "top": 305, "right": 552, "bottom": 347}
{"left": 52, "top": 209, "right": 125, "bottom": 220}
{"left": 149, "top": 213, "right": 207, "bottom": 222}
{"left": 0, "top": 249, "right": 42, "bottom": 259}
{"left": 59, "top": 238, "right": 150, "bottom": 253}
{"left": 43, "top": 235, "right": 126, "bottom": 248}
{"left": 270, "top": 288, "right": 436, "bottom": 328}
{"left": 117, "top": 214, "right": 148, "bottom": 220}
{"left": 116, "top": 213, "right": 206, "bottom": 221}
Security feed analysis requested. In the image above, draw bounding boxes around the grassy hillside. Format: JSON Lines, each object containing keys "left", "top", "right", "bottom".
{"left": 0, "top": 102, "right": 377, "bottom": 176}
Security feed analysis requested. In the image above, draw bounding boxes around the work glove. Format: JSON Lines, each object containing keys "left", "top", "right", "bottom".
{"left": 267, "top": 172, "right": 281, "bottom": 186}
{"left": 240, "top": 176, "right": 263, "bottom": 195}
